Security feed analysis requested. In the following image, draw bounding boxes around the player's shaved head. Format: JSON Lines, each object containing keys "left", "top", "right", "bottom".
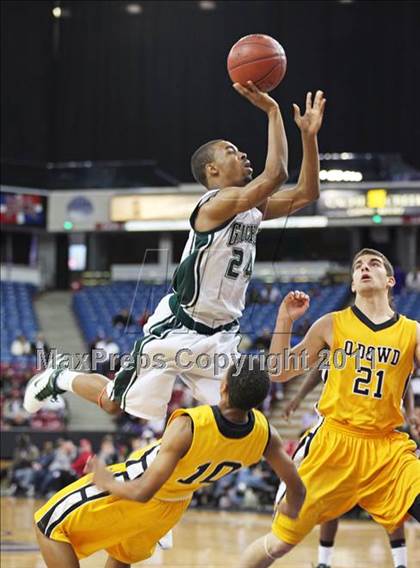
{"left": 226, "top": 357, "right": 270, "bottom": 411}
{"left": 190, "top": 140, "right": 223, "bottom": 188}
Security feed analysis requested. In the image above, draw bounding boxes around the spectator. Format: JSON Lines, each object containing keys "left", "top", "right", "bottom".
{"left": 30, "top": 333, "right": 50, "bottom": 360}
{"left": 138, "top": 309, "right": 150, "bottom": 328}
{"left": 94, "top": 337, "right": 120, "bottom": 375}
{"left": 30, "top": 396, "right": 67, "bottom": 431}
{"left": 39, "top": 439, "right": 77, "bottom": 497}
{"left": 3, "top": 389, "right": 30, "bottom": 427}
{"left": 10, "top": 334, "right": 31, "bottom": 356}
{"left": 238, "top": 333, "right": 253, "bottom": 352}
{"left": 97, "top": 435, "right": 119, "bottom": 465}
{"left": 260, "top": 284, "right": 280, "bottom": 304}
{"left": 262, "top": 382, "right": 284, "bottom": 414}
{"left": 105, "top": 338, "right": 120, "bottom": 359}
{"left": 32, "top": 441, "right": 56, "bottom": 496}
{"left": 7, "top": 434, "right": 39, "bottom": 496}
{"left": 247, "top": 287, "right": 263, "bottom": 304}
{"left": 95, "top": 335, "right": 107, "bottom": 352}
{"left": 301, "top": 409, "right": 319, "bottom": 434}
{"left": 252, "top": 328, "right": 272, "bottom": 352}
{"left": 112, "top": 308, "right": 134, "bottom": 328}
{"left": 71, "top": 439, "right": 93, "bottom": 478}
{"left": 406, "top": 267, "right": 420, "bottom": 292}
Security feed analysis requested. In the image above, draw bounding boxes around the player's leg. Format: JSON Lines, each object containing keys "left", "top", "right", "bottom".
{"left": 239, "top": 533, "right": 294, "bottom": 568}
{"left": 24, "top": 361, "right": 120, "bottom": 415}
{"left": 241, "top": 423, "right": 359, "bottom": 568}
{"left": 317, "top": 518, "right": 339, "bottom": 568}
{"left": 358, "top": 432, "right": 420, "bottom": 534}
{"left": 35, "top": 523, "right": 79, "bottom": 568}
{"left": 388, "top": 524, "right": 407, "bottom": 568}
{"left": 24, "top": 294, "right": 177, "bottom": 417}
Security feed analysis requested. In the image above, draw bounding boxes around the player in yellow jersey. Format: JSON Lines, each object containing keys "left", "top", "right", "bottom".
{"left": 34, "top": 357, "right": 306, "bottom": 568}
{"left": 282, "top": 369, "right": 418, "bottom": 568}
{"left": 240, "top": 248, "right": 420, "bottom": 568}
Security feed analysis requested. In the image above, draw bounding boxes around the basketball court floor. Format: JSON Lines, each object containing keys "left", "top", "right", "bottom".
{"left": 1, "top": 498, "right": 419, "bottom": 567}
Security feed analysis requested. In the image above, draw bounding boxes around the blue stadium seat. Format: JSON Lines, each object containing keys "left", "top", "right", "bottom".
{"left": 0, "top": 281, "right": 39, "bottom": 363}
{"left": 72, "top": 280, "right": 352, "bottom": 351}
{"left": 73, "top": 281, "right": 418, "bottom": 354}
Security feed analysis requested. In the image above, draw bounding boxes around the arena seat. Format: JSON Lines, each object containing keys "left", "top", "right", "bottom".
{"left": 0, "top": 281, "right": 39, "bottom": 365}
{"left": 394, "top": 290, "right": 420, "bottom": 320}
{"left": 0, "top": 281, "right": 67, "bottom": 430}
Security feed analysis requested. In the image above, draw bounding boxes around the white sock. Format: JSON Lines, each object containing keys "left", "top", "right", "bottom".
{"left": 391, "top": 545, "right": 407, "bottom": 567}
{"left": 56, "top": 369, "right": 80, "bottom": 392}
{"left": 318, "top": 544, "right": 333, "bottom": 566}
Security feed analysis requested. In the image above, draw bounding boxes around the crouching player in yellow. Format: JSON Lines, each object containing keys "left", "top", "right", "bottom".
{"left": 34, "top": 357, "right": 306, "bottom": 567}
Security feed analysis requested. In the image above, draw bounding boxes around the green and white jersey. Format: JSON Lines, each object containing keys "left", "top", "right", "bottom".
{"left": 170, "top": 190, "right": 262, "bottom": 329}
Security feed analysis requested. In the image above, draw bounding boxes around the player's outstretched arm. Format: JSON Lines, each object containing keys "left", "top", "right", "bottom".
{"left": 198, "top": 82, "right": 288, "bottom": 227}
{"left": 269, "top": 291, "right": 332, "bottom": 383}
{"left": 88, "top": 415, "right": 193, "bottom": 502}
{"left": 261, "top": 90, "right": 326, "bottom": 220}
{"left": 263, "top": 426, "right": 306, "bottom": 519}
{"left": 282, "top": 367, "right": 323, "bottom": 421}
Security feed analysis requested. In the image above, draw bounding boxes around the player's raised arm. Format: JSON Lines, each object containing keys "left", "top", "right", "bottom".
{"left": 261, "top": 90, "right": 326, "bottom": 220}
{"left": 263, "top": 426, "right": 306, "bottom": 519}
{"left": 196, "top": 82, "right": 288, "bottom": 229}
{"left": 269, "top": 291, "right": 332, "bottom": 383}
{"left": 88, "top": 415, "right": 193, "bottom": 502}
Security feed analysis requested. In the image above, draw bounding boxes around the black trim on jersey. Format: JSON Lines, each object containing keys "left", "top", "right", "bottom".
{"left": 38, "top": 445, "right": 159, "bottom": 538}
{"left": 303, "top": 418, "right": 324, "bottom": 459}
{"left": 125, "top": 444, "right": 160, "bottom": 473}
{"left": 190, "top": 192, "right": 235, "bottom": 236}
{"left": 211, "top": 405, "right": 255, "bottom": 438}
{"left": 262, "top": 414, "right": 271, "bottom": 453}
{"left": 37, "top": 481, "right": 108, "bottom": 537}
{"left": 401, "top": 372, "right": 413, "bottom": 400}
{"left": 351, "top": 305, "right": 400, "bottom": 332}
{"left": 169, "top": 294, "right": 239, "bottom": 335}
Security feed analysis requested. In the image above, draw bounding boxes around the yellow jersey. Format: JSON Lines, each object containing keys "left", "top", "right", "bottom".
{"left": 34, "top": 405, "right": 270, "bottom": 563}
{"left": 127, "top": 404, "right": 270, "bottom": 501}
{"left": 317, "top": 306, "right": 417, "bottom": 433}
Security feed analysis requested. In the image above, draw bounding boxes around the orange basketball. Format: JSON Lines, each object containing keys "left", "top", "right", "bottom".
{"left": 227, "top": 34, "right": 287, "bottom": 92}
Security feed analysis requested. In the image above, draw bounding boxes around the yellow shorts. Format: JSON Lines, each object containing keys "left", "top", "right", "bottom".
{"left": 34, "top": 463, "right": 190, "bottom": 564}
{"left": 273, "top": 417, "right": 420, "bottom": 545}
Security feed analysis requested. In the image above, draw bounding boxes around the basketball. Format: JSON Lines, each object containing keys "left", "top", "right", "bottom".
{"left": 227, "top": 34, "right": 287, "bottom": 92}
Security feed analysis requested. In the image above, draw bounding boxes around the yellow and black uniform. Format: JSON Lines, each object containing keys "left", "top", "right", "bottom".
{"left": 35, "top": 405, "right": 270, "bottom": 564}
{"left": 273, "top": 306, "right": 420, "bottom": 544}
